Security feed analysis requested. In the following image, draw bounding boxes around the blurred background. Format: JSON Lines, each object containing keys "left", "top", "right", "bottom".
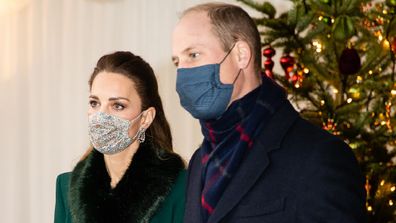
{"left": 0, "top": 0, "right": 291, "bottom": 222}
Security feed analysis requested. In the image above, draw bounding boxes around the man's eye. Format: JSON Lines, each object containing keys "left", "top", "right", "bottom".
{"left": 89, "top": 100, "right": 98, "bottom": 108}
{"left": 190, "top": 52, "right": 200, "bottom": 59}
{"left": 172, "top": 59, "right": 179, "bottom": 67}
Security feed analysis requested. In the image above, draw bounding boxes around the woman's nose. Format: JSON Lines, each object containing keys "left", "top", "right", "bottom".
{"left": 98, "top": 105, "right": 110, "bottom": 114}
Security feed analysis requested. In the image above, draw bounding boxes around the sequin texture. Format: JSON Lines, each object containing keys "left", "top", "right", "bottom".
{"left": 88, "top": 112, "right": 133, "bottom": 154}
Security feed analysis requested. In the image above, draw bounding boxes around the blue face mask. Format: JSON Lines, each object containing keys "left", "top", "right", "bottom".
{"left": 176, "top": 44, "right": 241, "bottom": 120}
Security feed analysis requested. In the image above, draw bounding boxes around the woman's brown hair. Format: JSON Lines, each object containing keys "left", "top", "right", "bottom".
{"left": 82, "top": 51, "right": 173, "bottom": 159}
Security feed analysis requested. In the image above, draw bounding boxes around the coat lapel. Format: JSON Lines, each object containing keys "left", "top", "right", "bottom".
{"left": 184, "top": 150, "right": 204, "bottom": 223}
{"left": 207, "top": 101, "right": 299, "bottom": 223}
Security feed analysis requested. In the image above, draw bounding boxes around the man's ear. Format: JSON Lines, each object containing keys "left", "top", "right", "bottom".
{"left": 235, "top": 41, "right": 252, "bottom": 69}
{"left": 140, "top": 107, "right": 156, "bottom": 129}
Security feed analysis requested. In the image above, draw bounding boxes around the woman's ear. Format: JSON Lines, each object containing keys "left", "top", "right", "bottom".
{"left": 235, "top": 41, "right": 252, "bottom": 69}
{"left": 140, "top": 107, "right": 156, "bottom": 129}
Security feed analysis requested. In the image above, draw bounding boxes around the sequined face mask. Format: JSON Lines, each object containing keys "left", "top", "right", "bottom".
{"left": 88, "top": 111, "right": 143, "bottom": 154}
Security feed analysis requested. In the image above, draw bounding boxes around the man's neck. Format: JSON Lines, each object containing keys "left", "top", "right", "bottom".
{"left": 229, "top": 68, "right": 262, "bottom": 105}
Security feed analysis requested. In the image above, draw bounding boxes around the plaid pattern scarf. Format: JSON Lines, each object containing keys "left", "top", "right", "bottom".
{"left": 199, "top": 76, "right": 286, "bottom": 222}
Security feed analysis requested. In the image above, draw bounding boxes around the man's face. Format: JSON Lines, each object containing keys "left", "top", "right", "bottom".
{"left": 171, "top": 11, "right": 239, "bottom": 85}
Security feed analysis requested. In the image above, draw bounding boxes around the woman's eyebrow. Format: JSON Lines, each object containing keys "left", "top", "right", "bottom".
{"left": 108, "top": 97, "right": 130, "bottom": 102}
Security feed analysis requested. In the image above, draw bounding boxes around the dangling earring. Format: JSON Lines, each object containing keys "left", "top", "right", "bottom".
{"left": 137, "top": 127, "right": 146, "bottom": 143}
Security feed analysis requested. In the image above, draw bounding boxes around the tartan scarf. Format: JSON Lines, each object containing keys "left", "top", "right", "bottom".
{"left": 199, "top": 76, "right": 286, "bottom": 222}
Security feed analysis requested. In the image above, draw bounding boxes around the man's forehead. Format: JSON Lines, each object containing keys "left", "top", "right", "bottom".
{"left": 175, "top": 12, "right": 210, "bottom": 34}
{"left": 172, "top": 13, "right": 218, "bottom": 47}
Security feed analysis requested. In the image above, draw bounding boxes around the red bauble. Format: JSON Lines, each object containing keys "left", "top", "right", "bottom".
{"left": 264, "top": 58, "right": 274, "bottom": 71}
{"left": 280, "top": 54, "right": 295, "bottom": 70}
{"left": 263, "top": 47, "right": 276, "bottom": 58}
{"left": 280, "top": 54, "right": 295, "bottom": 80}
{"left": 262, "top": 46, "right": 276, "bottom": 78}
{"left": 339, "top": 47, "right": 361, "bottom": 75}
{"left": 264, "top": 69, "right": 274, "bottom": 78}
{"left": 391, "top": 38, "right": 396, "bottom": 54}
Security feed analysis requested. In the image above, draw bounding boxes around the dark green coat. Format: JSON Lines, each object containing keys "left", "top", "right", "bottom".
{"left": 54, "top": 142, "right": 186, "bottom": 223}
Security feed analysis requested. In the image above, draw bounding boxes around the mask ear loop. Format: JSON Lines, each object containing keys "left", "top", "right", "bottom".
{"left": 219, "top": 43, "right": 237, "bottom": 64}
{"left": 130, "top": 112, "right": 144, "bottom": 124}
{"left": 232, "top": 69, "right": 242, "bottom": 84}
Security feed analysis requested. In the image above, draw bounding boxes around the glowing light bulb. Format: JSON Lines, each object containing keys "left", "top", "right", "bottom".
{"left": 356, "top": 76, "right": 363, "bottom": 83}
{"left": 381, "top": 180, "right": 385, "bottom": 186}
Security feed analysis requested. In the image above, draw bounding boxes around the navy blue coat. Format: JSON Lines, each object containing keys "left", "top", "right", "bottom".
{"left": 184, "top": 101, "right": 366, "bottom": 223}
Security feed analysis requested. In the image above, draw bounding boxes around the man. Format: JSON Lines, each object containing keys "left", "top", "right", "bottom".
{"left": 171, "top": 3, "right": 366, "bottom": 223}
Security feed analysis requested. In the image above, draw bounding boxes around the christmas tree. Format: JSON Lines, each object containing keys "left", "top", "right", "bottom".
{"left": 237, "top": 0, "right": 396, "bottom": 222}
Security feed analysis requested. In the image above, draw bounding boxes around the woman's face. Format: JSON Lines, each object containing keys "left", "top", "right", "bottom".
{"left": 88, "top": 71, "right": 143, "bottom": 138}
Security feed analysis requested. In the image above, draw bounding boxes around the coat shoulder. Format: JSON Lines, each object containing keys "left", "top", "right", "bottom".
{"left": 57, "top": 172, "right": 71, "bottom": 186}
{"left": 54, "top": 172, "right": 72, "bottom": 223}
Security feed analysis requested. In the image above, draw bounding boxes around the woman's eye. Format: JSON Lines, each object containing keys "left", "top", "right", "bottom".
{"left": 89, "top": 100, "right": 98, "bottom": 108}
{"left": 113, "top": 103, "right": 125, "bottom": 111}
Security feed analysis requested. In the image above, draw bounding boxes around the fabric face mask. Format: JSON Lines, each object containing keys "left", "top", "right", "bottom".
{"left": 88, "top": 111, "right": 143, "bottom": 154}
{"left": 176, "top": 44, "right": 240, "bottom": 120}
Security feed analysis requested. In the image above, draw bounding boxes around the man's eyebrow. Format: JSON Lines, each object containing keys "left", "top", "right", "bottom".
{"left": 171, "top": 46, "right": 197, "bottom": 61}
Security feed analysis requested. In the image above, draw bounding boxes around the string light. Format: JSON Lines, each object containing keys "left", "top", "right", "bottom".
{"left": 389, "top": 200, "right": 394, "bottom": 206}
{"left": 312, "top": 41, "right": 323, "bottom": 53}
{"left": 356, "top": 76, "right": 363, "bottom": 83}
{"left": 392, "top": 84, "right": 396, "bottom": 96}
{"left": 381, "top": 180, "right": 385, "bottom": 186}
{"left": 385, "top": 101, "right": 392, "bottom": 130}
{"left": 383, "top": 40, "right": 390, "bottom": 48}
{"left": 391, "top": 186, "right": 395, "bottom": 192}
{"left": 347, "top": 98, "right": 353, "bottom": 103}
{"left": 367, "top": 206, "right": 373, "bottom": 212}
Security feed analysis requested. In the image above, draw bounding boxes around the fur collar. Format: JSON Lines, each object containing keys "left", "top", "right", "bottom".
{"left": 69, "top": 141, "right": 184, "bottom": 223}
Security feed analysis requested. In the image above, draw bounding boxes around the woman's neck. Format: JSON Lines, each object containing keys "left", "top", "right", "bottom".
{"left": 104, "top": 141, "right": 139, "bottom": 188}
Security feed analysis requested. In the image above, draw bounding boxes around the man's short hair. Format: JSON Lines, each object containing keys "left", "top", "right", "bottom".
{"left": 182, "top": 3, "right": 262, "bottom": 73}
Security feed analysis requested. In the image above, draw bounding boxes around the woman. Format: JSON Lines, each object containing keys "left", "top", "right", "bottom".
{"left": 54, "top": 51, "right": 186, "bottom": 223}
